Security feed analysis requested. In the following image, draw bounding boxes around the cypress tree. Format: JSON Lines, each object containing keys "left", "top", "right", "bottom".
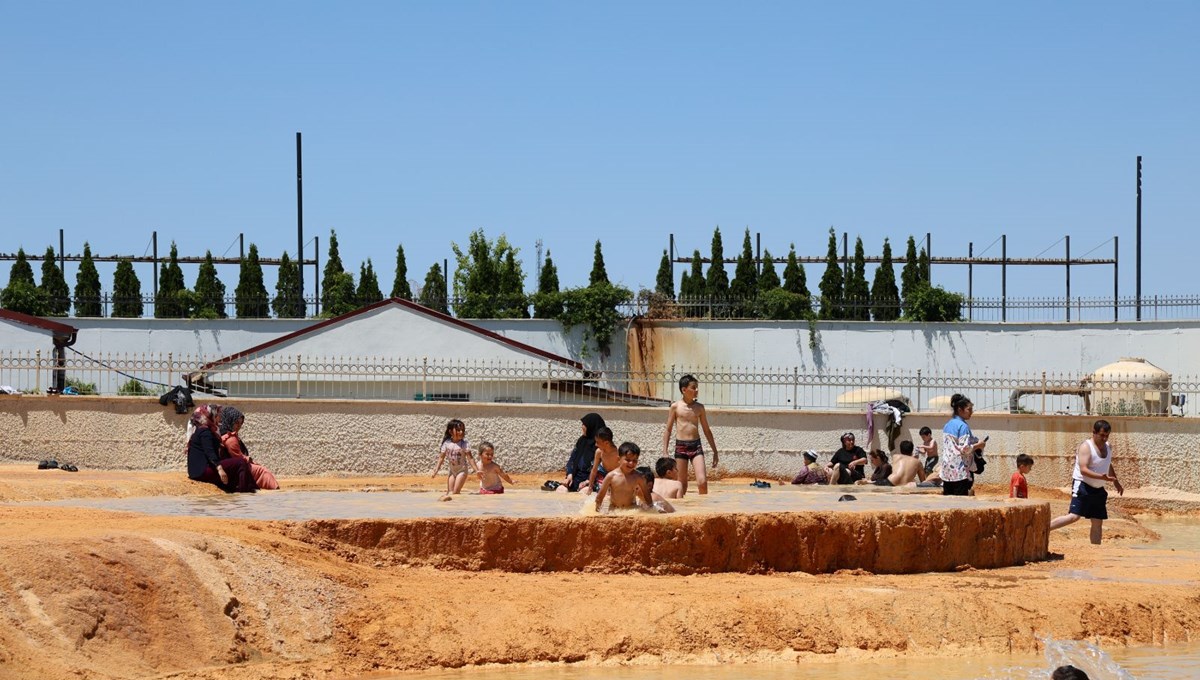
{"left": 589, "top": 240, "right": 609, "bottom": 287}
{"left": 705, "top": 227, "right": 728, "bottom": 297}
{"left": 154, "top": 243, "right": 186, "bottom": 318}
{"left": 918, "top": 246, "right": 930, "bottom": 284}
{"left": 730, "top": 228, "right": 758, "bottom": 301}
{"left": 497, "top": 249, "right": 528, "bottom": 318}
{"left": 782, "top": 245, "right": 810, "bottom": 299}
{"left": 235, "top": 244, "right": 269, "bottom": 318}
{"left": 1, "top": 248, "right": 48, "bottom": 315}
{"left": 357, "top": 259, "right": 384, "bottom": 306}
{"left": 871, "top": 238, "right": 901, "bottom": 321}
{"left": 193, "top": 251, "right": 227, "bottom": 318}
{"left": 391, "top": 243, "right": 412, "bottom": 300}
{"left": 112, "top": 258, "right": 143, "bottom": 318}
{"left": 75, "top": 243, "right": 103, "bottom": 317}
{"left": 655, "top": 250, "right": 674, "bottom": 298}
{"left": 683, "top": 250, "right": 705, "bottom": 298}
{"left": 818, "top": 228, "right": 845, "bottom": 320}
{"left": 321, "top": 229, "right": 349, "bottom": 314}
{"left": 533, "top": 249, "right": 562, "bottom": 318}
{"left": 844, "top": 237, "right": 871, "bottom": 320}
{"left": 418, "top": 262, "right": 448, "bottom": 313}
{"left": 40, "top": 246, "right": 70, "bottom": 316}
{"left": 758, "top": 249, "right": 780, "bottom": 292}
{"left": 272, "top": 251, "right": 305, "bottom": 318}
{"left": 900, "top": 236, "right": 922, "bottom": 317}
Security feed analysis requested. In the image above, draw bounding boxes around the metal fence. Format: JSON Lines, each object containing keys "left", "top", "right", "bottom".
{"left": 2, "top": 350, "right": 1194, "bottom": 416}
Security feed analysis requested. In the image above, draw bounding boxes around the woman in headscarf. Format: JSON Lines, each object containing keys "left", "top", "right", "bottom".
{"left": 186, "top": 404, "right": 256, "bottom": 493}
{"left": 218, "top": 406, "right": 279, "bottom": 490}
{"left": 543, "top": 412, "right": 606, "bottom": 492}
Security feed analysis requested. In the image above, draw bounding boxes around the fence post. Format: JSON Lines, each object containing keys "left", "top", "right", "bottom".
{"left": 296, "top": 355, "right": 302, "bottom": 398}
{"left": 546, "top": 359, "right": 553, "bottom": 403}
{"left": 422, "top": 356, "right": 428, "bottom": 401}
{"left": 916, "top": 369, "right": 922, "bottom": 412}
{"left": 167, "top": 353, "right": 174, "bottom": 392}
{"left": 35, "top": 349, "right": 42, "bottom": 394}
{"left": 793, "top": 366, "right": 799, "bottom": 410}
{"left": 1041, "top": 371, "right": 1047, "bottom": 415}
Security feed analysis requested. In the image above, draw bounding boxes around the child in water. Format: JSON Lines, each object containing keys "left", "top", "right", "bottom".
{"left": 431, "top": 419, "right": 479, "bottom": 498}
{"left": 594, "top": 442, "right": 653, "bottom": 512}
{"left": 477, "top": 441, "right": 514, "bottom": 494}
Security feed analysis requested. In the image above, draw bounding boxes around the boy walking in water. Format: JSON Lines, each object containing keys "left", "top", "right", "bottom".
{"left": 661, "top": 374, "right": 719, "bottom": 495}
{"left": 1050, "top": 420, "right": 1124, "bottom": 544}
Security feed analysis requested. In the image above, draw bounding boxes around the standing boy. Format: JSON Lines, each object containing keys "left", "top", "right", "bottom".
{"left": 915, "top": 426, "right": 939, "bottom": 476}
{"left": 594, "top": 442, "right": 653, "bottom": 511}
{"left": 1049, "top": 420, "right": 1124, "bottom": 544}
{"left": 661, "top": 374, "right": 719, "bottom": 495}
{"left": 1010, "top": 453, "right": 1034, "bottom": 499}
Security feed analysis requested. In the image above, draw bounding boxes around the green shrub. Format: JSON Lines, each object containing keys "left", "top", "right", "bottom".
{"left": 118, "top": 379, "right": 154, "bottom": 396}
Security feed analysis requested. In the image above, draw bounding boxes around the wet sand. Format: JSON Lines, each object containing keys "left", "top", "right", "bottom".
{"left": 0, "top": 466, "right": 1197, "bottom": 679}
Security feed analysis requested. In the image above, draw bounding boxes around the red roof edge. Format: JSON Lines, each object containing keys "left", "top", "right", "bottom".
{"left": 194, "top": 298, "right": 585, "bottom": 374}
{"left": 0, "top": 309, "right": 78, "bottom": 338}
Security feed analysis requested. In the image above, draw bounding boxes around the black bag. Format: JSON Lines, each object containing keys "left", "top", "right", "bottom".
{"left": 973, "top": 450, "right": 987, "bottom": 475}
{"left": 159, "top": 386, "right": 194, "bottom": 414}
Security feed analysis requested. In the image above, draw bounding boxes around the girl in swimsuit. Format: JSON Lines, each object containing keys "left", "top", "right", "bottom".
{"left": 431, "top": 419, "right": 479, "bottom": 496}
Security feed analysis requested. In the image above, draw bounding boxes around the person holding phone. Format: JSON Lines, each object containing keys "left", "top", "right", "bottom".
{"left": 940, "top": 394, "right": 987, "bottom": 496}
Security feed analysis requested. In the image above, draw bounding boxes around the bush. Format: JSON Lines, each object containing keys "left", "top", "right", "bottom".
{"left": 118, "top": 379, "right": 154, "bottom": 396}
{"left": 557, "top": 283, "right": 632, "bottom": 356}
{"left": 756, "top": 289, "right": 811, "bottom": 321}
{"left": 905, "top": 284, "right": 963, "bottom": 322}
{"left": 65, "top": 377, "right": 97, "bottom": 395}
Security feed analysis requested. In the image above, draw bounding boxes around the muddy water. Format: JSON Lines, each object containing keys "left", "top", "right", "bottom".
{"left": 30, "top": 486, "right": 1021, "bottom": 520}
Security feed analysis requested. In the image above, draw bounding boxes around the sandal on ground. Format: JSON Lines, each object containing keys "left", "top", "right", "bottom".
{"left": 541, "top": 480, "right": 561, "bottom": 492}
{"left": 60, "top": 464, "right": 79, "bottom": 472}
{"left": 38, "top": 460, "right": 59, "bottom": 470}
{"left": 750, "top": 479, "right": 771, "bottom": 489}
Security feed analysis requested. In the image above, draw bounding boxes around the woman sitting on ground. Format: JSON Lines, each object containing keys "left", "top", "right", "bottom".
{"left": 186, "top": 404, "right": 256, "bottom": 493}
{"left": 547, "top": 412, "right": 606, "bottom": 492}
{"left": 219, "top": 406, "right": 279, "bottom": 490}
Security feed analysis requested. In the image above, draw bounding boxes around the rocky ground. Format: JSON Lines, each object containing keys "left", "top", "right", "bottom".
{"left": 0, "top": 466, "right": 1197, "bottom": 679}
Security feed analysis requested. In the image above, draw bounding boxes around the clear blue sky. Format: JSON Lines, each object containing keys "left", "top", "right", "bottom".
{"left": 2, "top": 1, "right": 1197, "bottom": 303}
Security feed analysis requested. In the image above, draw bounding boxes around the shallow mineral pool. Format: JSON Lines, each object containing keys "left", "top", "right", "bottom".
{"left": 27, "top": 486, "right": 1029, "bottom": 521}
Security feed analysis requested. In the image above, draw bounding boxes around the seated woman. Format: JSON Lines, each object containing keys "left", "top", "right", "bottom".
{"left": 857, "top": 450, "right": 894, "bottom": 486}
{"left": 791, "top": 450, "right": 829, "bottom": 485}
{"left": 545, "top": 412, "right": 606, "bottom": 492}
{"left": 187, "top": 405, "right": 256, "bottom": 493}
{"left": 826, "top": 432, "right": 867, "bottom": 484}
{"left": 219, "top": 406, "right": 279, "bottom": 490}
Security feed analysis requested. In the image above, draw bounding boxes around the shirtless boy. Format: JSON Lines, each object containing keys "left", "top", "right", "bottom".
{"left": 595, "top": 442, "right": 653, "bottom": 512}
{"left": 585, "top": 427, "right": 620, "bottom": 494}
{"left": 915, "top": 426, "right": 938, "bottom": 475}
{"left": 653, "top": 457, "right": 683, "bottom": 499}
{"left": 661, "top": 374, "right": 719, "bottom": 495}
{"left": 477, "top": 441, "right": 514, "bottom": 494}
{"left": 874, "top": 440, "right": 925, "bottom": 486}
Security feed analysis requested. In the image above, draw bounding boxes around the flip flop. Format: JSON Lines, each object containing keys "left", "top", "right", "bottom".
{"left": 60, "top": 464, "right": 78, "bottom": 472}
{"left": 540, "top": 480, "right": 561, "bottom": 492}
{"left": 837, "top": 494, "right": 857, "bottom": 502}
{"left": 750, "top": 480, "right": 771, "bottom": 489}
{"left": 38, "top": 460, "right": 59, "bottom": 470}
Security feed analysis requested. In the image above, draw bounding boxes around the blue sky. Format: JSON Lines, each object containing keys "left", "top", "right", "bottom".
{"left": 2, "top": 1, "right": 1197, "bottom": 304}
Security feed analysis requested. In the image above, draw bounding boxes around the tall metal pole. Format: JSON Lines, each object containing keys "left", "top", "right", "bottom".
{"left": 58, "top": 229, "right": 65, "bottom": 272}
{"left": 1001, "top": 235, "right": 1007, "bottom": 323}
{"left": 669, "top": 233, "right": 675, "bottom": 287}
{"left": 443, "top": 258, "right": 450, "bottom": 311}
{"left": 925, "top": 232, "right": 931, "bottom": 283}
{"left": 1136, "top": 156, "right": 1142, "bottom": 321}
{"left": 967, "top": 242, "right": 973, "bottom": 321}
{"left": 1113, "top": 236, "right": 1119, "bottom": 322}
{"left": 842, "top": 232, "right": 848, "bottom": 279}
{"left": 296, "top": 132, "right": 305, "bottom": 312}
{"left": 1065, "top": 235, "right": 1071, "bottom": 322}
{"left": 314, "top": 235, "right": 320, "bottom": 317}
{"left": 152, "top": 231, "right": 159, "bottom": 297}
{"left": 755, "top": 232, "right": 761, "bottom": 274}
{"left": 239, "top": 233, "right": 244, "bottom": 260}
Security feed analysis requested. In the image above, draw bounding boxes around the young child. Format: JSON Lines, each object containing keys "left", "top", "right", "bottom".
{"left": 653, "top": 457, "right": 683, "bottom": 498}
{"left": 585, "top": 427, "right": 620, "bottom": 494}
{"left": 594, "top": 442, "right": 653, "bottom": 512}
{"left": 431, "top": 419, "right": 479, "bottom": 497}
{"left": 661, "top": 374, "right": 719, "bottom": 495}
{"left": 477, "top": 441, "right": 514, "bottom": 494}
{"left": 915, "top": 426, "right": 939, "bottom": 476}
{"left": 636, "top": 466, "right": 675, "bottom": 513}
{"left": 1010, "top": 453, "right": 1034, "bottom": 499}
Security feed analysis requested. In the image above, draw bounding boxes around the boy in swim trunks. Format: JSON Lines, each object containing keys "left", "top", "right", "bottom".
{"left": 585, "top": 427, "right": 620, "bottom": 495}
{"left": 477, "top": 441, "right": 514, "bottom": 494}
{"left": 661, "top": 374, "right": 719, "bottom": 495}
{"left": 595, "top": 442, "right": 653, "bottom": 512}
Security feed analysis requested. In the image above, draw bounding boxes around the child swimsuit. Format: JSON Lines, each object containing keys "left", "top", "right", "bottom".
{"left": 674, "top": 439, "right": 703, "bottom": 461}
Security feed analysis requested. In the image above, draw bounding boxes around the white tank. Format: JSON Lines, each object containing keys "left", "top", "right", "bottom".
{"left": 1089, "top": 357, "right": 1171, "bottom": 416}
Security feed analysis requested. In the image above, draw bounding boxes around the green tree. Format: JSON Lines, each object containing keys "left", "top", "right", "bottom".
{"left": 1, "top": 248, "right": 48, "bottom": 315}
{"left": 655, "top": 250, "right": 674, "bottom": 298}
{"left": 782, "top": 245, "right": 810, "bottom": 299}
{"left": 681, "top": 250, "right": 705, "bottom": 298}
{"left": 193, "top": 251, "right": 227, "bottom": 319}
{"left": 906, "top": 284, "right": 963, "bottom": 322}
{"left": 418, "top": 262, "right": 448, "bottom": 313}
{"left": 589, "top": 240, "right": 609, "bottom": 287}
{"left": 844, "top": 237, "right": 870, "bottom": 321}
{"left": 705, "top": 227, "right": 728, "bottom": 297}
{"left": 900, "top": 235, "right": 921, "bottom": 316}
{"left": 918, "top": 245, "right": 930, "bottom": 284}
{"left": 235, "top": 244, "right": 269, "bottom": 318}
{"left": 532, "top": 249, "right": 563, "bottom": 318}
{"left": 74, "top": 243, "right": 102, "bottom": 317}
{"left": 357, "top": 259, "right": 384, "bottom": 306}
{"left": 320, "top": 230, "right": 353, "bottom": 315}
{"left": 729, "top": 228, "right": 758, "bottom": 303}
{"left": 758, "top": 249, "right": 780, "bottom": 292}
{"left": 391, "top": 243, "right": 412, "bottom": 300}
{"left": 558, "top": 282, "right": 632, "bottom": 356}
{"left": 870, "top": 238, "right": 901, "bottom": 321}
{"left": 39, "top": 247, "right": 70, "bottom": 316}
{"left": 112, "top": 258, "right": 143, "bottom": 318}
{"left": 451, "top": 229, "right": 521, "bottom": 319}
{"left": 497, "top": 249, "right": 529, "bottom": 318}
{"left": 818, "top": 228, "right": 845, "bottom": 320}
{"left": 272, "top": 251, "right": 305, "bottom": 318}
{"left": 154, "top": 243, "right": 187, "bottom": 319}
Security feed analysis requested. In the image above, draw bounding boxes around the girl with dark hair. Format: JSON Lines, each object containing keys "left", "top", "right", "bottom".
{"left": 186, "top": 404, "right": 256, "bottom": 493}
{"left": 432, "top": 419, "right": 478, "bottom": 497}
{"left": 939, "top": 393, "right": 986, "bottom": 496}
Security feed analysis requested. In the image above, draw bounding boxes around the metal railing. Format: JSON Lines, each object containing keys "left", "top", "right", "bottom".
{"left": 2, "top": 350, "right": 1193, "bottom": 416}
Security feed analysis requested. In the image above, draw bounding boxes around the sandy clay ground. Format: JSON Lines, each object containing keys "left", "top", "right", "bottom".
{"left": 0, "top": 467, "right": 1197, "bottom": 680}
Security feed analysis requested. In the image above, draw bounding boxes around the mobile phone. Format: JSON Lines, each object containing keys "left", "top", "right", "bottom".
{"left": 983, "top": 435, "right": 990, "bottom": 442}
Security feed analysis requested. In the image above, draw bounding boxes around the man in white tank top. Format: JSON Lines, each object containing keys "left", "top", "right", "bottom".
{"left": 1049, "top": 419, "right": 1124, "bottom": 544}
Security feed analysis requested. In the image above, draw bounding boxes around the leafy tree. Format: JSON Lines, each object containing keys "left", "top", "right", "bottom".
{"left": 782, "top": 245, "right": 810, "bottom": 299}
{"left": 193, "top": 251, "right": 227, "bottom": 319}
{"left": 918, "top": 245, "right": 930, "bottom": 284}
{"left": 906, "top": 284, "right": 963, "bottom": 322}
{"left": 757, "top": 249, "right": 780, "bottom": 292}
{"left": 272, "top": 251, "right": 305, "bottom": 318}
{"left": 391, "top": 243, "right": 412, "bottom": 300}
{"left": 870, "top": 238, "right": 900, "bottom": 321}
{"left": 818, "top": 228, "right": 845, "bottom": 320}
{"left": 418, "top": 262, "right": 448, "bottom": 313}
{"left": 730, "top": 228, "right": 758, "bottom": 303}
{"left": 235, "top": 244, "right": 269, "bottom": 318}
{"left": 705, "top": 227, "right": 728, "bottom": 297}
{"left": 1, "top": 248, "right": 48, "bottom": 315}
{"left": 74, "top": 243, "right": 102, "bottom": 317}
{"left": 558, "top": 282, "right": 632, "bottom": 356}
{"left": 681, "top": 250, "right": 705, "bottom": 298}
{"left": 112, "top": 258, "right": 143, "bottom": 318}
{"left": 532, "top": 249, "right": 563, "bottom": 318}
{"left": 655, "top": 250, "right": 674, "bottom": 298}
{"left": 497, "top": 249, "right": 529, "bottom": 318}
{"left": 679, "top": 271, "right": 690, "bottom": 300}
{"left": 844, "top": 237, "right": 870, "bottom": 321}
{"left": 357, "top": 259, "right": 384, "bottom": 306}
{"left": 900, "top": 235, "right": 921, "bottom": 315}
{"left": 589, "top": 240, "right": 609, "bottom": 287}
{"left": 451, "top": 229, "right": 521, "bottom": 319}
{"left": 320, "top": 230, "right": 352, "bottom": 315}
{"left": 39, "top": 247, "right": 70, "bottom": 316}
